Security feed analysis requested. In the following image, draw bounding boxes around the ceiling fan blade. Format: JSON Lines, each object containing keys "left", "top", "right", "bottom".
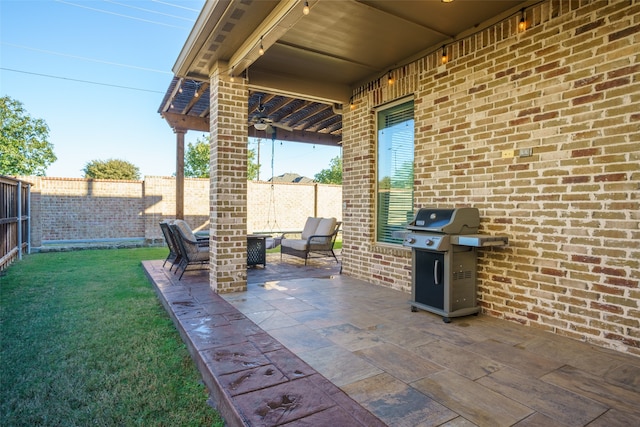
{"left": 270, "top": 122, "right": 293, "bottom": 132}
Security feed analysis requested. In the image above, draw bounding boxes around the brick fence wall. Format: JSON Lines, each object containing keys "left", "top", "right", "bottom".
{"left": 20, "top": 176, "right": 342, "bottom": 247}
{"left": 25, "top": 177, "right": 145, "bottom": 245}
{"left": 248, "top": 181, "right": 343, "bottom": 233}
{"left": 342, "top": 0, "right": 639, "bottom": 356}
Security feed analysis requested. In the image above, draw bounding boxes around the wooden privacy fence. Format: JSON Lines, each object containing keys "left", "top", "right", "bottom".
{"left": 1, "top": 176, "right": 31, "bottom": 271}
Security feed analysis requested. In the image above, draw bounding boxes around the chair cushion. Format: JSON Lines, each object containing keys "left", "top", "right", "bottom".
{"left": 311, "top": 217, "right": 337, "bottom": 244}
{"left": 281, "top": 239, "right": 308, "bottom": 251}
{"left": 191, "top": 246, "right": 210, "bottom": 262}
{"left": 173, "top": 219, "right": 197, "bottom": 242}
{"left": 301, "top": 217, "right": 322, "bottom": 240}
{"left": 315, "top": 217, "right": 336, "bottom": 236}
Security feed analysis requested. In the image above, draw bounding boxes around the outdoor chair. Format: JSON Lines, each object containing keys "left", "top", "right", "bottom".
{"left": 281, "top": 217, "right": 341, "bottom": 265}
{"left": 172, "top": 219, "right": 209, "bottom": 243}
{"left": 169, "top": 223, "right": 210, "bottom": 280}
{"left": 159, "top": 220, "right": 180, "bottom": 271}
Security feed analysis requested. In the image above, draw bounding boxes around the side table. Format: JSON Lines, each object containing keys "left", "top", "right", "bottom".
{"left": 247, "top": 234, "right": 267, "bottom": 267}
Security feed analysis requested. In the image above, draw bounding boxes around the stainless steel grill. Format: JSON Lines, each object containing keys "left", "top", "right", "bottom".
{"left": 402, "top": 207, "right": 508, "bottom": 323}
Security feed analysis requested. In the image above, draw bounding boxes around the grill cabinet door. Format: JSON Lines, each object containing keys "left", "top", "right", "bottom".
{"left": 413, "top": 250, "right": 445, "bottom": 310}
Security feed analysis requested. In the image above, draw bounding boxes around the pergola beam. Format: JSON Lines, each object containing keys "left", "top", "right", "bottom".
{"left": 248, "top": 126, "right": 340, "bottom": 146}
{"left": 161, "top": 112, "right": 209, "bottom": 132}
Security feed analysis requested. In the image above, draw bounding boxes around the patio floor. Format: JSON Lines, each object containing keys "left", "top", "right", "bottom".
{"left": 142, "top": 252, "right": 640, "bottom": 427}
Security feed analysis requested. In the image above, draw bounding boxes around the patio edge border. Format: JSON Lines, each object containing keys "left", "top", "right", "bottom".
{"left": 142, "top": 261, "right": 248, "bottom": 427}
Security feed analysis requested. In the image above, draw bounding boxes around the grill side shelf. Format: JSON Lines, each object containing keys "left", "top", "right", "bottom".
{"left": 451, "top": 234, "right": 508, "bottom": 247}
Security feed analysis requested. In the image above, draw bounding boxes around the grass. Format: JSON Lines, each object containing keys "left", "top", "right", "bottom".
{"left": 0, "top": 248, "right": 224, "bottom": 427}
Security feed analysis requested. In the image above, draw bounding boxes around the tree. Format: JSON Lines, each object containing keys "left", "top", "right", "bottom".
{"left": 184, "top": 136, "right": 259, "bottom": 180}
{"left": 184, "top": 138, "right": 209, "bottom": 178}
{"left": 0, "top": 96, "right": 57, "bottom": 176}
{"left": 314, "top": 156, "right": 342, "bottom": 184}
{"left": 247, "top": 147, "right": 259, "bottom": 181}
{"left": 83, "top": 159, "right": 140, "bottom": 180}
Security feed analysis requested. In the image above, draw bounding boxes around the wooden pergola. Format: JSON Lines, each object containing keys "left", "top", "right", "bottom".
{"left": 158, "top": 79, "right": 343, "bottom": 218}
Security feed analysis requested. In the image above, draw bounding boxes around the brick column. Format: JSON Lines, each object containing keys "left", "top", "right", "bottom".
{"left": 208, "top": 63, "right": 248, "bottom": 293}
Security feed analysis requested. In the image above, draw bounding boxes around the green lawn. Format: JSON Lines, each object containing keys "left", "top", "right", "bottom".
{"left": 0, "top": 248, "right": 224, "bottom": 427}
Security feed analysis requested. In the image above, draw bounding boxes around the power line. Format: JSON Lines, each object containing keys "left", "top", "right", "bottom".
{"left": 102, "top": 0, "right": 196, "bottom": 22}
{"left": 1, "top": 43, "right": 172, "bottom": 75}
{"left": 55, "top": 0, "right": 191, "bottom": 30}
{"left": 151, "top": 0, "right": 202, "bottom": 13}
{"left": 0, "top": 68, "right": 165, "bottom": 94}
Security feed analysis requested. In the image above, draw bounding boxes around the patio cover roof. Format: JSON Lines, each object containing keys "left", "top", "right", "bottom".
{"left": 159, "top": 0, "right": 530, "bottom": 146}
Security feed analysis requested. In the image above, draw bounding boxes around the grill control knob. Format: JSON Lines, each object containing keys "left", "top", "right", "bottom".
{"left": 426, "top": 239, "right": 434, "bottom": 246}
{"left": 406, "top": 237, "right": 416, "bottom": 244}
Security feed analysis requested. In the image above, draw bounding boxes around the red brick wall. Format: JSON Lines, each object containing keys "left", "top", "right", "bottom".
{"left": 342, "top": 0, "right": 640, "bottom": 356}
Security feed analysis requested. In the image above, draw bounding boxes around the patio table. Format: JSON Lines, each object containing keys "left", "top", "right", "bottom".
{"left": 194, "top": 231, "right": 267, "bottom": 268}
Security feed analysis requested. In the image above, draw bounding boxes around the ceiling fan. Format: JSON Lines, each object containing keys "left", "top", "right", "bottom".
{"left": 249, "top": 96, "right": 293, "bottom": 133}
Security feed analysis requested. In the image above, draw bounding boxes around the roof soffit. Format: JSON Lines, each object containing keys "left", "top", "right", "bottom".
{"left": 162, "top": 0, "right": 532, "bottom": 143}
{"left": 174, "top": 0, "right": 281, "bottom": 80}
{"left": 174, "top": 0, "right": 528, "bottom": 97}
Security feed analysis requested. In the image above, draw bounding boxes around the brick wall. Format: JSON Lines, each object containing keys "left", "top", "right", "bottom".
{"left": 144, "top": 176, "right": 210, "bottom": 239}
{"left": 342, "top": 0, "right": 640, "bottom": 355}
{"left": 21, "top": 176, "right": 342, "bottom": 247}
{"left": 248, "top": 181, "right": 343, "bottom": 233}
{"left": 24, "top": 177, "right": 145, "bottom": 244}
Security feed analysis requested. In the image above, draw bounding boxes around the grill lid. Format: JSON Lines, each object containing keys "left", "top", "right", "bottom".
{"left": 407, "top": 207, "right": 479, "bottom": 234}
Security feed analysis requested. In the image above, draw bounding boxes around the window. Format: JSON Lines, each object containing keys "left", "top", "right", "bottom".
{"left": 376, "top": 99, "right": 414, "bottom": 244}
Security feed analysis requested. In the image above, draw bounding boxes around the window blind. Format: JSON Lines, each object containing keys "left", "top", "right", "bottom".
{"left": 376, "top": 100, "right": 414, "bottom": 244}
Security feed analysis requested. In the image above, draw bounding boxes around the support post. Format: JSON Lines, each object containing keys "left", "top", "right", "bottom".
{"left": 175, "top": 128, "right": 186, "bottom": 220}
{"left": 209, "top": 62, "right": 248, "bottom": 293}
{"left": 17, "top": 181, "right": 22, "bottom": 260}
{"left": 26, "top": 182, "right": 31, "bottom": 254}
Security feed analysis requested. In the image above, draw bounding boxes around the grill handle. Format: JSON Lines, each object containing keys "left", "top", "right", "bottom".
{"left": 434, "top": 260, "right": 440, "bottom": 285}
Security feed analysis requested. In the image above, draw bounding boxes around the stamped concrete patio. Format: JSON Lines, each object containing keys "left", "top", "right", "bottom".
{"left": 143, "top": 253, "right": 640, "bottom": 426}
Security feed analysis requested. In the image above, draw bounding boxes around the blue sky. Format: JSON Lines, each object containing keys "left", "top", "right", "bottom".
{"left": 0, "top": 0, "right": 341, "bottom": 179}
